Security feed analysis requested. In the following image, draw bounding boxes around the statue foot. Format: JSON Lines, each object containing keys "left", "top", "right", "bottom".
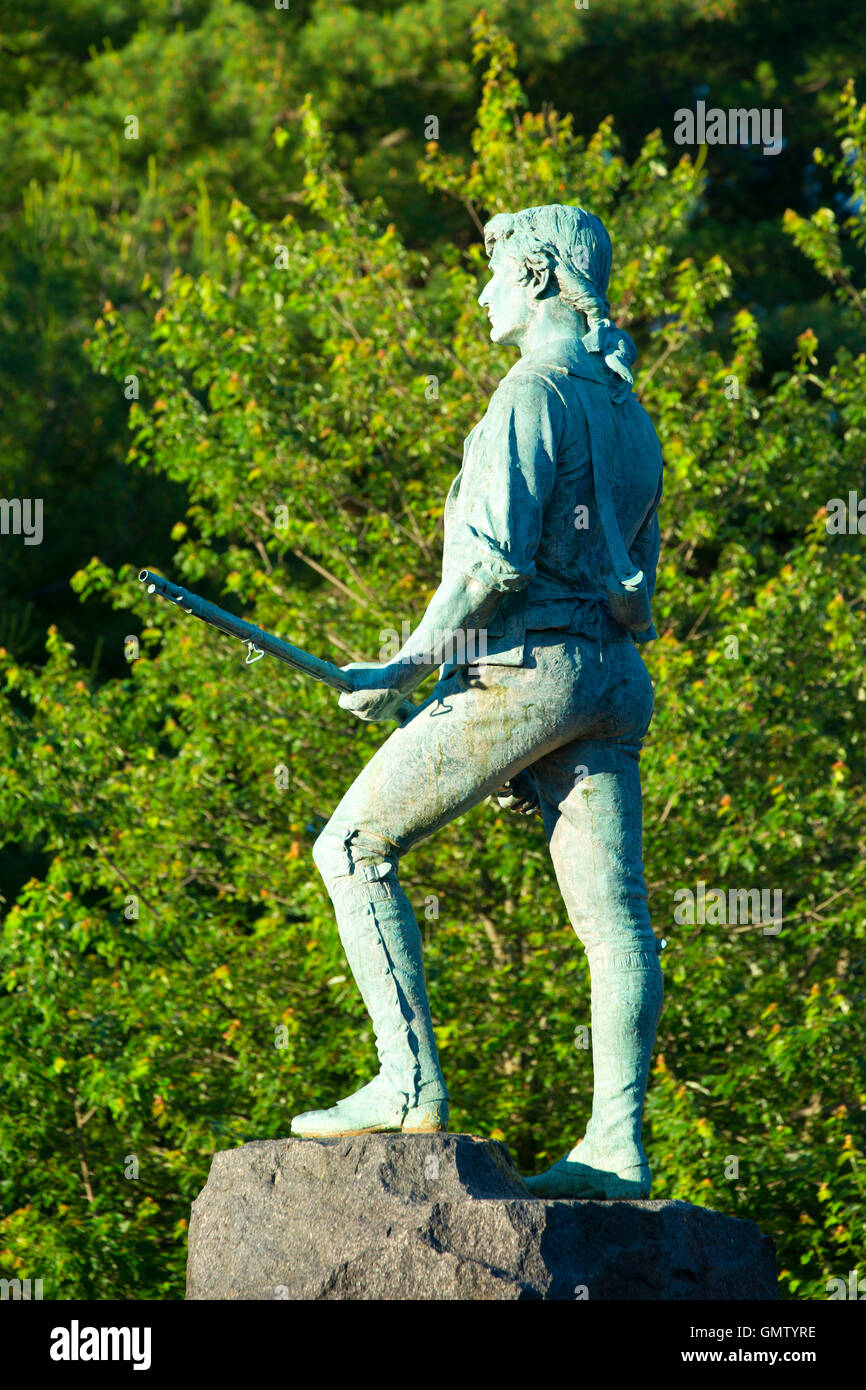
{"left": 524, "top": 1142, "right": 651, "bottom": 1200}
{"left": 291, "top": 1074, "right": 449, "bottom": 1138}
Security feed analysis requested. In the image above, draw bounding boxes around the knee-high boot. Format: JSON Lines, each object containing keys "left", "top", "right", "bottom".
{"left": 291, "top": 875, "right": 449, "bottom": 1137}
{"left": 526, "top": 947, "right": 663, "bottom": 1198}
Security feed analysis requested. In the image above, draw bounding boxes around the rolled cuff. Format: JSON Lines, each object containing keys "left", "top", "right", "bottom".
{"left": 454, "top": 530, "right": 536, "bottom": 595}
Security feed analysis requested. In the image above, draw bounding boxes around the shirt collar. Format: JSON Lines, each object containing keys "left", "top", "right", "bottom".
{"left": 503, "top": 335, "right": 608, "bottom": 385}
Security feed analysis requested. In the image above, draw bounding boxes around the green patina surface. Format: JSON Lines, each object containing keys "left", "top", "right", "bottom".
{"left": 294, "top": 206, "right": 665, "bottom": 1198}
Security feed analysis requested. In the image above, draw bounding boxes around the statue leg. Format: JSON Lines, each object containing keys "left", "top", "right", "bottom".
{"left": 290, "top": 663, "right": 535, "bottom": 1137}
{"left": 525, "top": 737, "right": 664, "bottom": 1198}
{"left": 290, "top": 826, "right": 450, "bottom": 1135}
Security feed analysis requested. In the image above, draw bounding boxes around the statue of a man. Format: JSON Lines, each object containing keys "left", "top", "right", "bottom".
{"left": 291, "top": 204, "right": 665, "bottom": 1200}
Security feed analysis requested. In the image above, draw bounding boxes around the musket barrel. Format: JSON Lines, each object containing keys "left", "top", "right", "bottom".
{"left": 139, "top": 569, "right": 353, "bottom": 691}
{"left": 138, "top": 571, "right": 416, "bottom": 724}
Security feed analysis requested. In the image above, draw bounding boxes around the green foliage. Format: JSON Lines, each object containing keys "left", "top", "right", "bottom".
{"left": 1, "top": 5, "right": 865, "bottom": 1302}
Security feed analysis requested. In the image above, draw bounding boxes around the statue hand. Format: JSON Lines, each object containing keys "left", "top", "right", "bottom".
{"left": 492, "top": 769, "right": 541, "bottom": 816}
{"left": 338, "top": 662, "right": 408, "bottom": 723}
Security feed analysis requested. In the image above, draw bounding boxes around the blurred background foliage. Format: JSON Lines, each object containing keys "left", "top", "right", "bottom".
{"left": 0, "top": 1, "right": 864, "bottom": 1299}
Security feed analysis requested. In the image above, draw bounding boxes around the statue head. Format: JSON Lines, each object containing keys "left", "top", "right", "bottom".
{"left": 479, "top": 203, "right": 637, "bottom": 397}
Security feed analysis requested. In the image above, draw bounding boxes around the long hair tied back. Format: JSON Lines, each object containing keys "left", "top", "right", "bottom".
{"left": 483, "top": 204, "right": 637, "bottom": 403}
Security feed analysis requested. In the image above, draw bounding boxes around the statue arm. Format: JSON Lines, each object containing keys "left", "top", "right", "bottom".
{"left": 387, "top": 373, "right": 562, "bottom": 693}
{"left": 340, "top": 374, "right": 561, "bottom": 716}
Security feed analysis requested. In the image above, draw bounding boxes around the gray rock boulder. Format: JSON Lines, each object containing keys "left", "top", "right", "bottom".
{"left": 186, "top": 1132, "right": 778, "bottom": 1300}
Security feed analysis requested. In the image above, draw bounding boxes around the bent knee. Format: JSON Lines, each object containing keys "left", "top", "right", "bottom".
{"left": 312, "top": 823, "right": 399, "bottom": 890}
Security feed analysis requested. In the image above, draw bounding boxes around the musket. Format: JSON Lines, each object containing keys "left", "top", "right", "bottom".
{"left": 138, "top": 570, "right": 414, "bottom": 723}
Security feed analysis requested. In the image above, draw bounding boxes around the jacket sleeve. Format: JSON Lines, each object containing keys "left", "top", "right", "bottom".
{"left": 445, "top": 371, "right": 561, "bottom": 594}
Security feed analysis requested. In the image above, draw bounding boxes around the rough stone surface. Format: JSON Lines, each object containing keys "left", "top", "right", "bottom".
{"left": 186, "top": 1133, "right": 778, "bottom": 1301}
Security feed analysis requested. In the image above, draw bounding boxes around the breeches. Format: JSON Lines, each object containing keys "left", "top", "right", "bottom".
{"left": 312, "top": 630, "right": 656, "bottom": 966}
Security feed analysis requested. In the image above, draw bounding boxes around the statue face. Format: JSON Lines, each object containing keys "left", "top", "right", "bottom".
{"left": 478, "top": 243, "right": 537, "bottom": 348}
